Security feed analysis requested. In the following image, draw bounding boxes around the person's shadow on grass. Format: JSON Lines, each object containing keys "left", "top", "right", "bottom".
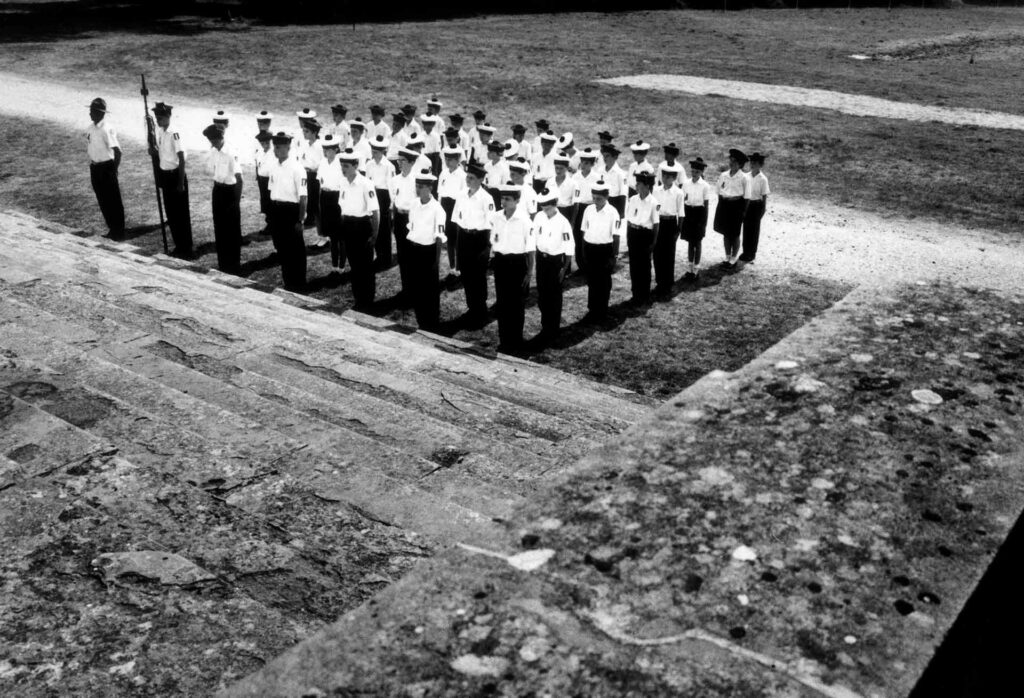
{"left": 239, "top": 252, "right": 280, "bottom": 277}
{"left": 306, "top": 270, "right": 351, "bottom": 294}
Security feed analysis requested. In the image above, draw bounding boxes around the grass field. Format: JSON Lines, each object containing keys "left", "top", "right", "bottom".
{"left": 2, "top": 6, "right": 1020, "bottom": 394}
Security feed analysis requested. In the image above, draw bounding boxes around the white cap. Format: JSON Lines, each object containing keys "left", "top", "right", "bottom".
{"left": 255, "top": 110, "right": 273, "bottom": 121}
{"left": 508, "top": 158, "right": 529, "bottom": 173}
{"left": 213, "top": 109, "right": 229, "bottom": 122}
{"left": 295, "top": 107, "right": 318, "bottom": 119}
{"left": 629, "top": 140, "right": 651, "bottom": 153}
{"left": 415, "top": 168, "right": 437, "bottom": 184}
{"left": 319, "top": 134, "right": 343, "bottom": 149}
{"left": 370, "top": 134, "right": 390, "bottom": 150}
{"left": 659, "top": 162, "right": 683, "bottom": 175}
{"left": 556, "top": 132, "right": 573, "bottom": 150}
{"left": 503, "top": 139, "right": 519, "bottom": 158}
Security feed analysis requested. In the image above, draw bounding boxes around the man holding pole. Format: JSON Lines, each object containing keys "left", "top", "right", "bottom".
{"left": 150, "top": 102, "right": 193, "bottom": 258}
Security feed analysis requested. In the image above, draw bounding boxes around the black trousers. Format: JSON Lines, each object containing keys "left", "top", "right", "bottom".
{"left": 392, "top": 210, "right": 412, "bottom": 297}
{"left": 304, "top": 171, "right": 319, "bottom": 225}
{"left": 610, "top": 195, "right": 626, "bottom": 218}
{"left": 440, "top": 196, "right": 457, "bottom": 269}
{"left": 653, "top": 216, "right": 680, "bottom": 292}
{"left": 157, "top": 169, "right": 193, "bottom": 254}
{"left": 320, "top": 190, "right": 345, "bottom": 268}
{"left": 571, "top": 204, "right": 590, "bottom": 272}
{"left": 492, "top": 252, "right": 528, "bottom": 349}
{"left": 211, "top": 183, "right": 241, "bottom": 275}
{"left": 457, "top": 228, "right": 491, "bottom": 319}
{"left": 89, "top": 160, "right": 124, "bottom": 237}
{"left": 342, "top": 216, "right": 375, "bottom": 307}
{"left": 375, "top": 188, "right": 392, "bottom": 266}
{"left": 627, "top": 225, "right": 656, "bottom": 302}
{"left": 407, "top": 240, "right": 440, "bottom": 330}
{"left": 584, "top": 241, "right": 615, "bottom": 318}
{"left": 427, "top": 152, "right": 442, "bottom": 177}
{"left": 257, "top": 175, "right": 270, "bottom": 222}
{"left": 268, "top": 201, "right": 306, "bottom": 292}
{"left": 532, "top": 179, "right": 549, "bottom": 195}
{"left": 742, "top": 200, "right": 766, "bottom": 260}
{"left": 536, "top": 252, "right": 566, "bottom": 335}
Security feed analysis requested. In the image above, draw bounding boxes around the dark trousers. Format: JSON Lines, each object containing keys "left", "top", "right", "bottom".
{"left": 320, "top": 190, "right": 345, "bottom": 268}
{"left": 457, "top": 229, "right": 491, "bottom": 320}
{"left": 342, "top": 216, "right": 375, "bottom": 306}
{"left": 268, "top": 201, "right": 306, "bottom": 292}
{"left": 492, "top": 252, "right": 528, "bottom": 349}
{"left": 584, "top": 241, "right": 615, "bottom": 318}
{"left": 257, "top": 175, "right": 270, "bottom": 223}
{"left": 536, "top": 252, "right": 566, "bottom": 336}
{"left": 304, "top": 171, "right": 319, "bottom": 225}
{"left": 440, "top": 197, "right": 457, "bottom": 270}
{"left": 571, "top": 204, "right": 590, "bottom": 272}
{"left": 682, "top": 205, "right": 708, "bottom": 267}
{"left": 392, "top": 210, "right": 412, "bottom": 297}
{"left": 653, "top": 217, "right": 679, "bottom": 292}
{"left": 375, "top": 189, "right": 392, "bottom": 266}
{"left": 157, "top": 169, "right": 192, "bottom": 255}
{"left": 407, "top": 240, "right": 440, "bottom": 330}
{"left": 211, "top": 183, "right": 241, "bottom": 275}
{"left": 627, "top": 225, "right": 656, "bottom": 302}
{"left": 89, "top": 161, "right": 124, "bottom": 237}
{"left": 741, "top": 200, "right": 765, "bottom": 260}
{"left": 533, "top": 179, "right": 549, "bottom": 195}
{"left": 427, "top": 152, "right": 442, "bottom": 177}
{"left": 610, "top": 195, "right": 626, "bottom": 218}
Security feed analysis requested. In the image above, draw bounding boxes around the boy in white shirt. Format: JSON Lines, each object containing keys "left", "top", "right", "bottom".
{"left": 681, "top": 157, "right": 713, "bottom": 280}
{"left": 653, "top": 163, "right": 684, "bottom": 296}
{"left": 713, "top": 148, "right": 750, "bottom": 268}
{"left": 580, "top": 181, "right": 621, "bottom": 322}
{"left": 624, "top": 171, "right": 661, "bottom": 305}
{"left": 406, "top": 170, "right": 448, "bottom": 330}
{"left": 740, "top": 153, "right": 770, "bottom": 263}
{"left": 532, "top": 189, "right": 575, "bottom": 343}
{"left": 438, "top": 146, "right": 467, "bottom": 276}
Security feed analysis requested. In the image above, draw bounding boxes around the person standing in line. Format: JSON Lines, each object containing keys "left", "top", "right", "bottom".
{"left": 266, "top": 132, "right": 308, "bottom": 292}
{"left": 489, "top": 184, "right": 535, "bottom": 353}
{"left": 401, "top": 103, "right": 421, "bottom": 132}
{"left": 681, "top": 157, "right": 712, "bottom": 280}
{"left": 658, "top": 142, "right": 681, "bottom": 175}
{"left": 425, "top": 96, "right": 444, "bottom": 125}
{"left": 626, "top": 140, "right": 654, "bottom": 197}
{"left": 601, "top": 145, "right": 627, "bottom": 217}
{"left": 316, "top": 133, "right": 345, "bottom": 274}
{"left": 387, "top": 111, "right": 409, "bottom": 173}
{"left": 652, "top": 162, "right": 684, "bottom": 298}
{"left": 483, "top": 139, "right": 509, "bottom": 208}
{"left": 624, "top": 170, "right": 660, "bottom": 305}
{"left": 556, "top": 133, "right": 579, "bottom": 173}
{"left": 570, "top": 148, "right": 601, "bottom": 272}
{"left": 348, "top": 118, "right": 372, "bottom": 168}
{"left": 468, "top": 109, "right": 487, "bottom": 163}
{"left": 338, "top": 148, "right": 381, "bottom": 309}
{"left": 531, "top": 130, "right": 557, "bottom": 195}
{"left": 151, "top": 102, "right": 193, "bottom": 258}
{"left": 365, "top": 134, "right": 394, "bottom": 269}
{"left": 508, "top": 159, "right": 538, "bottom": 218}
{"left": 327, "top": 104, "right": 352, "bottom": 148}
{"left": 532, "top": 188, "right": 574, "bottom": 344}
{"left": 579, "top": 180, "right": 621, "bottom": 323}
{"left": 366, "top": 105, "right": 389, "bottom": 141}
{"left": 405, "top": 169, "right": 448, "bottom": 331}
{"left": 740, "top": 153, "right": 770, "bottom": 263}
{"left": 474, "top": 123, "right": 497, "bottom": 168}
{"left": 532, "top": 119, "right": 551, "bottom": 157}
{"left": 448, "top": 113, "right": 471, "bottom": 162}
{"left": 86, "top": 97, "right": 125, "bottom": 240}
{"left": 389, "top": 148, "right": 420, "bottom": 303}
{"left": 296, "top": 115, "right": 327, "bottom": 246}
{"left": 255, "top": 110, "right": 273, "bottom": 137}
{"left": 452, "top": 163, "right": 495, "bottom": 327}
{"left": 254, "top": 130, "right": 274, "bottom": 234}
{"left": 438, "top": 146, "right": 467, "bottom": 278}
{"left": 510, "top": 124, "right": 532, "bottom": 164}
{"left": 202, "top": 123, "right": 243, "bottom": 275}
{"left": 420, "top": 115, "right": 443, "bottom": 176}
{"left": 552, "top": 154, "right": 576, "bottom": 228}
{"left": 713, "top": 148, "right": 749, "bottom": 268}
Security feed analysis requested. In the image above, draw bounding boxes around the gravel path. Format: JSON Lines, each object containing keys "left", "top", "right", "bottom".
{"left": 2, "top": 70, "right": 1022, "bottom": 293}
{"left": 597, "top": 74, "right": 1024, "bottom": 132}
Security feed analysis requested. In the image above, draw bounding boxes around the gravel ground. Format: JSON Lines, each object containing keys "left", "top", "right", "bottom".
{"left": 2, "top": 70, "right": 1022, "bottom": 295}
{"left": 596, "top": 74, "right": 1024, "bottom": 131}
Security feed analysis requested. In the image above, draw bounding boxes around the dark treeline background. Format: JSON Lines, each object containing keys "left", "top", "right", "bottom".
{"left": 0, "top": 0, "right": 988, "bottom": 29}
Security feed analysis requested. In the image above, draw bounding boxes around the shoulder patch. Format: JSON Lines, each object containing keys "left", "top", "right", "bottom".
{"left": 173, "top": 133, "right": 180, "bottom": 141}
{"left": 487, "top": 203, "right": 494, "bottom": 211}
{"left": 368, "top": 190, "right": 375, "bottom": 198}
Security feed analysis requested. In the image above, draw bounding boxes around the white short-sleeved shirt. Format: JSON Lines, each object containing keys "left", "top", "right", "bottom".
{"left": 581, "top": 203, "right": 621, "bottom": 244}
{"left": 86, "top": 119, "right": 119, "bottom": 163}
{"left": 208, "top": 146, "right": 241, "bottom": 185}
{"left": 458, "top": 128, "right": 473, "bottom": 160}
{"left": 389, "top": 170, "right": 418, "bottom": 212}
{"left": 317, "top": 157, "right": 344, "bottom": 191}
{"left": 681, "top": 177, "right": 713, "bottom": 207}
{"left": 407, "top": 197, "right": 447, "bottom": 245}
{"left": 453, "top": 187, "right": 495, "bottom": 231}
{"left": 746, "top": 171, "right": 770, "bottom": 201}
{"left": 367, "top": 120, "right": 391, "bottom": 141}
{"left": 534, "top": 210, "right": 575, "bottom": 256}
{"left": 339, "top": 173, "right": 380, "bottom": 217}
{"left": 532, "top": 148, "right": 555, "bottom": 182}
{"left": 423, "top": 130, "right": 443, "bottom": 155}
{"left": 625, "top": 193, "right": 660, "bottom": 229}
{"left": 654, "top": 183, "right": 684, "bottom": 217}
{"left": 438, "top": 166, "right": 467, "bottom": 200}
{"left": 348, "top": 138, "right": 372, "bottom": 169}
{"left": 156, "top": 126, "right": 183, "bottom": 171}
{"left": 603, "top": 163, "right": 627, "bottom": 197}
{"left": 254, "top": 144, "right": 273, "bottom": 177}
{"left": 484, "top": 159, "right": 509, "bottom": 189}
{"left": 517, "top": 183, "right": 538, "bottom": 217}
{"left": 513, "top": 139, "right": 533, "bottom": 162}
{"left": 571, "top": 169, "right": 600, "bottom": 205}
{"left": 553, "top": 175, "right": 575, "bottom": 207}
{"left": 717, "top": 169, "right": 749, "bottom": 198}
{"left": 386, "top": 130, "right": 408, "bottom": 160}
{"left": 490, "top": 207, "right": 535, "bottom": 254}
{"left": 297, "top": 139, "right": 322, "bottom": 172}
{"left": 268, "top": 157, "right": 307, "bottom": 204}
{"left": 328, "top": 120, "right": 352, "bottom": 148}
{"left": 626, "top": 160, "right": 655, "bottom": 190}
{"left": 364, "top": 157, "right": 393, "bottom": 191}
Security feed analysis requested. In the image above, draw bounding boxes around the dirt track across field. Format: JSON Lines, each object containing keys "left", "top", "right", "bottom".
{"left": 2, "top": 69, "right": 1023, "bottom": 294}
{"left": 597, "top": 74, "right": 1024, "bottom": 132}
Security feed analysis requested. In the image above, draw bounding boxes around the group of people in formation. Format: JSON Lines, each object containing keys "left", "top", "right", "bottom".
{"left": 85, "top": 96, "right": 770, "bottom": 352}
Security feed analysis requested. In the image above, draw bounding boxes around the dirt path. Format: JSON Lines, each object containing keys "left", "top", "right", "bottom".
{"left": 2, "top": 70, "right": 1022, "bottom": 294}
{"left": 597, "top": 74, "right": 1024, "bottom": 132}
